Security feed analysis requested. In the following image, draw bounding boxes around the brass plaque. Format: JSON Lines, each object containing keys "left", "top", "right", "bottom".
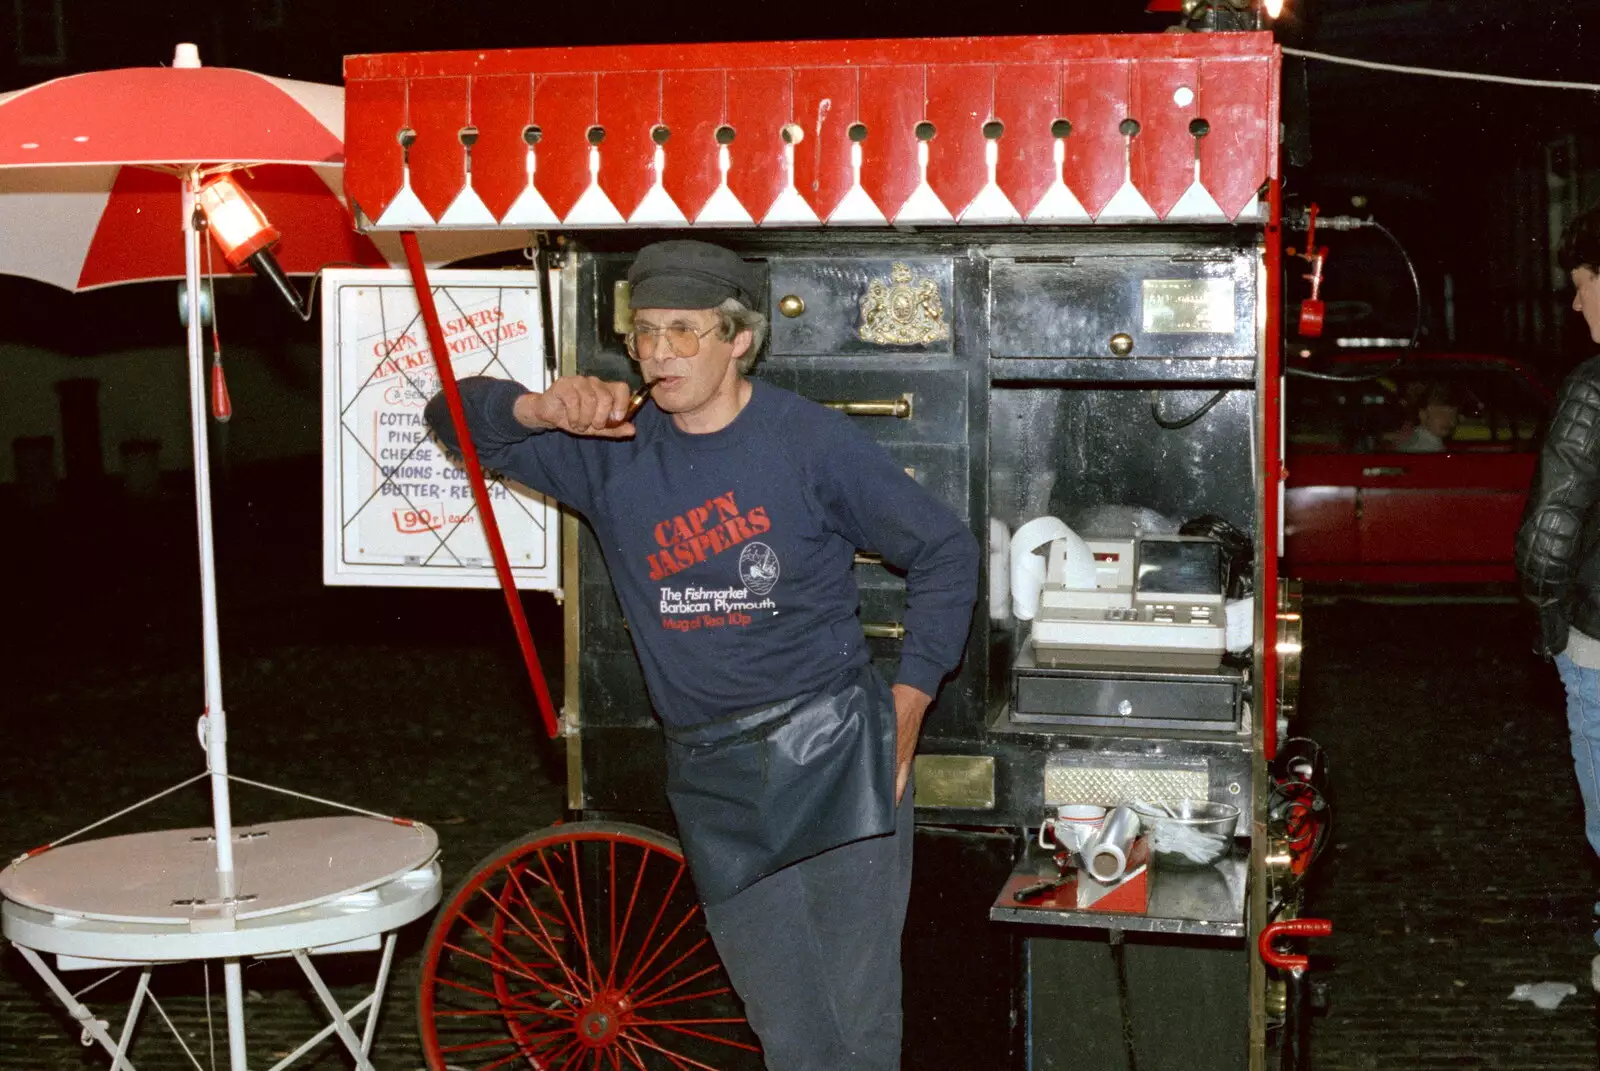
{"left": 1141, "top": 278, "right": 1236, "bottom": 334}
{"left": 912, "top": 754, "right": 996, "bottom": 809}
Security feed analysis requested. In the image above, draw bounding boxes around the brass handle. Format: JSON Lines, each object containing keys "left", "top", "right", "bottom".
{"left": 854, "top": 552, "right": 884, "bottom": 566}
{"left": 1108, "top": 332, "right": 1134, "bottom": 357}
{"left": 822, "top": 394, "right": 913, "bottom": 419}
{"left": 1276, "top": 578, "right": 1304, "bottom": 718}
{"left": 862, "top": 622, "right": 905, "bottom": 640}
{"left": 1276, "top": 608, "right": 1303, "bottom": 718}
{"left": 778, "top": 294, "right": 806, "bottom": 317}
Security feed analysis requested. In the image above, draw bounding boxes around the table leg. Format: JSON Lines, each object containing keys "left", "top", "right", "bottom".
{"left": 292, "top": 949, "right": 377, "bottom": 1071}
{"left": 360, "top": 933, "right": 398, "bottom": 1056}
{"left": 14, "top": 946, "right": 139, "bottom": 1071}
{"left": 115, "top": 969, "right": 153, "bottom": 1065}
{"left": 223, "top": 957, "right": 248, "bottom": 1071}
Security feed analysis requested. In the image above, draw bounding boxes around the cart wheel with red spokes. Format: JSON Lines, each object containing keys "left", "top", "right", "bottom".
{"left": 418, "top": 821, "right": 762, "bottom": 1070}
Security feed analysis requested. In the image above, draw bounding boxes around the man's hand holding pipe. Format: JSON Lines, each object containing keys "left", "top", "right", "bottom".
{"left": 513, "top": 375, "right": 639, "bottom": 438}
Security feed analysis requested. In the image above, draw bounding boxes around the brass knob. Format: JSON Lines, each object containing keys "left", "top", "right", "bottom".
{"left": 778, "top": 294, "right": 806, "bottom": 318}
{"left": 1108, "top": 332, "right": 1134, "bottom": 357}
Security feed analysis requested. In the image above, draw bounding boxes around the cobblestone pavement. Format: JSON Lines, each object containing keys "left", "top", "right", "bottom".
{"left": 1, "top": 469, "right": 1596, "bottom": 1068}
{"left": 1, "top": 478, "right": 571, "bottom": 1071}
{"left": 0, "top": 641, "right": 568, "bottom": 1071}
{"left": 1295, "top": 597, "right": 1598, "bottom": 1069}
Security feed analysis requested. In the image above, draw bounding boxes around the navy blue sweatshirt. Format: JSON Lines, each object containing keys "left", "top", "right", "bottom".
{"left": 428, "top": 376, "right": 979, "bottom": 728}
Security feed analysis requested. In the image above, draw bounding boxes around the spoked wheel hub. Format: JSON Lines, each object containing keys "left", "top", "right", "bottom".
{"left": 576, "top": 991, "right": 626, "bottom": 1048}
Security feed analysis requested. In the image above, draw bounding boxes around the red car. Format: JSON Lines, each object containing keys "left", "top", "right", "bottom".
{"left": 1283, "top": 352, "right": 1553, "bottom": 584}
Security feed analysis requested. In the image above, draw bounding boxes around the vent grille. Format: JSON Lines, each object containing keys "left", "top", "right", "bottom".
{"left": 1043, "top": 761, "right": 1208, "bottom": 807}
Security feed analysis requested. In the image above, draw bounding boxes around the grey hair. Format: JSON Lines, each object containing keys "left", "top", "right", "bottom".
{"left": 715, "top": 298, "right": 768, "bottom": 373}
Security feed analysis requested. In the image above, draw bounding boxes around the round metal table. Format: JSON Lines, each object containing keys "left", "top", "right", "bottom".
{"left": 1, "top": 816, "right": 441, "bottom": 1071}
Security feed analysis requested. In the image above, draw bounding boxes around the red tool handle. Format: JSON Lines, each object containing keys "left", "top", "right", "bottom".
{"left": 210, "top": 355, "right": 232, "bottom": 422}
{"left": 1258, "top": 917, "right": 1332, "bottom": 973}
{"left": 400, "top": 231, "right": 561, "bottom": 739}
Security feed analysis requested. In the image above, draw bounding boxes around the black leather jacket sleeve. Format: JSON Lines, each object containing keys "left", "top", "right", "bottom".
{"left": 1515, "top": 356, "right": 1600, "bottom": 657}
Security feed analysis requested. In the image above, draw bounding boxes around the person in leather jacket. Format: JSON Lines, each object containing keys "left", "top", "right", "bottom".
{"left": 1516, "top": 203, "right": 1600, "bottom": 869}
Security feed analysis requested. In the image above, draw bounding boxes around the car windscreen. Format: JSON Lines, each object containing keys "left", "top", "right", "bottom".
{"left": 1286, "top": 359, "right": 1547, "bottom": 454}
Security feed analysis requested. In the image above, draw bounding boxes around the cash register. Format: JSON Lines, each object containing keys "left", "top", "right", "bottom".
{"left": 1029, "top": 535, "right": 1227, "bottom": 670}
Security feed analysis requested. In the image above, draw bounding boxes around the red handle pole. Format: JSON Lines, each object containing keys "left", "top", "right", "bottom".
{"left": 399, "top": 231, "right": 561, "bottom": 739}
{"left": 1258, "top": 917, "right": 1332, "bottom": 974}
{"left": 1262, "top": 175, "right": 1284, "bottom": 762}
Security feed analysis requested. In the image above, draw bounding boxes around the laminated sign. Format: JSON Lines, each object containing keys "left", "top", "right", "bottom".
{"left": 321, "top": 269, "right": 559, "bottom": 590}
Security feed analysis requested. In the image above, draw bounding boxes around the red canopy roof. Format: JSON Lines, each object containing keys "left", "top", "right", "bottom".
{"left": 343, "top": 32, "right": 1278, "bottom": 230}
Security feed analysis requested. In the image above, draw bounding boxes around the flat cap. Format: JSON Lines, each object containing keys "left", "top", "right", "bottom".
{"left": 627, "top": 240, "right": 762, "bottom": 311}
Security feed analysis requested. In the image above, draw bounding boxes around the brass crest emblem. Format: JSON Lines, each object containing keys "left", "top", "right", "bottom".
{"left": 858, "top": 262, "right": 949, "bottom": 346}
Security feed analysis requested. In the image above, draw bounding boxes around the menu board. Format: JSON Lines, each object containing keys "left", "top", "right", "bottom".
{"left": 321, "top": 269, "right": 559, "bottom": 590}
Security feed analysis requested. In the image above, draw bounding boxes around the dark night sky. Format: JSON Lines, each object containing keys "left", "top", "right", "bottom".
{"left": 4, "top": 0, "right": 1600, "bottom": 367}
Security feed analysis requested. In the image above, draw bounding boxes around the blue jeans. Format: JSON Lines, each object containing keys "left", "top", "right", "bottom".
{"left": 1555, "top": 653, "right": 1600, "bottom": 859}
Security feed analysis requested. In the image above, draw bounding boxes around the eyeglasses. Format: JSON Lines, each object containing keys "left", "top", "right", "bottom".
{"left": 625, "top": 321, "right": 720, "bottom": 361}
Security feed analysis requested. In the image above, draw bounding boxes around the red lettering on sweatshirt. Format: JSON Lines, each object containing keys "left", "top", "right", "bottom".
{"left": 645, "top": 491, "right": 773, "bottom": 581}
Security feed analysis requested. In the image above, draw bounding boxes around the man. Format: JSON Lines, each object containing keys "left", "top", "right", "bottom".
{"left": 1393, "top": 382, "right": 1460, "bottom": 453}
{"left": 426, "top": 239, "right": 979, "bottom": 1070}
{"left": 1516, "top": 205, "right": 1600, "bottom": 922}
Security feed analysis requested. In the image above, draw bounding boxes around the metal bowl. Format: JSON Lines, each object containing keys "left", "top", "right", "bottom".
{"left": 1130, "top": 799, "right": 1241, "bottom": 869}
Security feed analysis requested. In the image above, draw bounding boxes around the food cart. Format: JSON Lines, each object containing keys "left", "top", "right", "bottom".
{"left": 338, "top": 22, "right": 1329, "bottom": 1070}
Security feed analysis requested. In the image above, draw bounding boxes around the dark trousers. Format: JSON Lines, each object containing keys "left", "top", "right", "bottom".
{"left": 702, "top": 784, "right": 915, "bottom": 1071}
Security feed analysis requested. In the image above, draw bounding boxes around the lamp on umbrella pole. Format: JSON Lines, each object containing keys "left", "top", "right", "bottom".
{"left": 197, "top": 173, "right": 308, "bottom": 319}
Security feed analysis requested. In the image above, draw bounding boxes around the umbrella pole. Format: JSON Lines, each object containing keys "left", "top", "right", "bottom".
{"left": 182, "top": 176, "right": 248, "bottom": 1071}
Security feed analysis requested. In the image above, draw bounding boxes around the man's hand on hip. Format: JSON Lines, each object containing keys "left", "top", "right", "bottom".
{"left": 891, "top": 683, "right": 932, "bottom": 805}
{"left": 514, "top": 376, "right": 638, "bottom": 438}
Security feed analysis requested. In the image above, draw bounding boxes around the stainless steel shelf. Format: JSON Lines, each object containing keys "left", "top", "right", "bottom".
{"left": 990, "top": 843, "right": 1247, "bottom": 939}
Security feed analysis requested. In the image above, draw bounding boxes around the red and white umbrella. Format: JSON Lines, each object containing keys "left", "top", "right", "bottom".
{"left": 0, "top": 59, "right": 381, "bottom": 288}
{"left": 0, "top": 52, "right": 519, "bottom": 289}
{"left": 0, "top": 162, "right": 386, "bottom": 290}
